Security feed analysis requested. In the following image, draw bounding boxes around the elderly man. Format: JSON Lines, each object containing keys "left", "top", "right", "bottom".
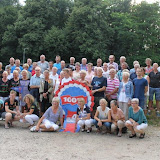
{"left": 96, "top": 58, "right": 102, "bottom": 67}
{"left": 130, "top": 63, "right": 140, "bottom": 81}
{"left": 80, "top": 58, "right": 88, "bottom": 71}
{"left": 148, "top": 63, "right": 160, "bottom": 117}
{"left": 27, "top": 58, "right": 33, "bottom": 72}
{"left": 5, "top": 57, "right": 15, "bottom": 71}
{"left": 57, "top": 60, "right": 66, "bottom": 75}
{"left": 117, "top": 62, "right": 128, "bottom": 82}
{"left": 37, "top": 55, "right": 49, "bottom": 73}
{"left": 67, "top": 57, "right": 75, "bottom": 70}
{"left": 106, "top": 69, "right": 119, "bottom": 107}
{"left": 11, "top": 59, "right": 23, "bottom": 73}
{"left": 107, "top": 55, "right": 118, "bottom": 71}
{"left": 53, "top": 55, "right": 61, "bottom": 70}
{"left": 30, "top": 67, "right": 42, "bottom": 102}
{"left": 91, "top": 67, "right": 107, "bottom": 117}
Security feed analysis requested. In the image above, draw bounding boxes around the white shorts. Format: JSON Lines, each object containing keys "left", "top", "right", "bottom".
{"left": 126, "top": 120, "right": 148, "bottom": 131}
{"left": 42, "top": 119, "right": 59, "bottom": 131}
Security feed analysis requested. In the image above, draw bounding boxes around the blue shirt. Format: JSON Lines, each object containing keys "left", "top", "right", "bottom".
{"left": 133, "top": 78, "right": 148, "bottom": 99}
{"left": 128, "top": 107, "right": 147, "bottom": 124}
{"left": 28, "top": 65, "right": 33, "bottom": 72}
{"left": 80, "top": 64, "right": 87, "bottom": 71}
{"left": 11, "top": 66, "right": 23, "bottom": 73}
{"left": 30, "top": 75, "right": 42, "bottom": 86}
{"left": 53, "top": 63, "right": 61, "bottom": 70}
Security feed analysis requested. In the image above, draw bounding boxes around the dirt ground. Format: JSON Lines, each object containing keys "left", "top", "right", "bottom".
{"left": 0, "top": 121, "right": 160, "bottom": 160}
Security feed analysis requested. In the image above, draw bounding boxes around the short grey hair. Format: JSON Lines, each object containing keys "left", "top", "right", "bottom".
{"left": 131, "top": 98, "right": 139, "bottom": 104}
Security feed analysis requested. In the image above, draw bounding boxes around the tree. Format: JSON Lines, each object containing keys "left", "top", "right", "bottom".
{"left": 65, "top": 0, "right": 114, "bottom": 63}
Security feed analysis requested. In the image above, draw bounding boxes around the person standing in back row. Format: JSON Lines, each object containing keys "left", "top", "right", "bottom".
{"left": 133, "top": 68, "right": 148, "bottom": 113}
{"left": 148, "top": 63, "right": 160, "bottom": 117}
{"left": 91, "top": 67, "right": 107, "bottom": 117}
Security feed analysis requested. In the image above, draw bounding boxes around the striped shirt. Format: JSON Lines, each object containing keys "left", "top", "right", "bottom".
{"left": 106, "top": 78, "right": 120, "bottom": 99}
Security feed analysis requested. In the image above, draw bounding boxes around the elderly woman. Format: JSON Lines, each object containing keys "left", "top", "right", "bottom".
{"left": 0, "top": 62, "right": 4, "bottom": 78}
{"left": 30, "top": 97, "right": 63, "bottom": 132}
{"left": 76, "top": 98, "right": 93, "bottom": 133}
{"left": 49, "top": 67, "right": 58, "bottom": 86}
{"left": 1, "top": 90, "right": 20, "bottom": 129}
{"left": 118, "top": 71, "right": 133, "bottom": 120}
{"left": 110, "top": 100, "right": 125, "bottom": 137}
{"left": 31, "top": 62, "right": 37, "bottom": 76}
{"left": 93, "top": 98, "right": 111, "bottom": 133}
{"left": 23, "top": 63, "right": 32, "bottom": 79}
{"left": 39, "top": 70, "right": 53, "bottom": 116}
{"left": 0, "top": 71, "right": 10, "bottom": 102}
{"left": 85, "top": 63, "right": 94, "bottom": 84}
{"left": 19, "top": 70, "right": 30, "bottom": 112}
{"left": 78, "top": 70, "right": 89, "bottom": 86}
{"left": 9, "top": 70, "right": 20, "bottom": 101}
{"left": 20, "top": 94, "right": 39, "bottom": 127}
{"left": 73, "top": 62, "right": 81, "bottom": 80}
{"left": 125, "top": 98, "right": 148, "bottom": 139}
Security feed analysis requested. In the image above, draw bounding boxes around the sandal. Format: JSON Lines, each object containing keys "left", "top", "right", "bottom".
{"left": 129, "top": 133, "right": 136, "bottom": 138}
{"left": 139, "top": 133, "right": 145, "bottom": 139}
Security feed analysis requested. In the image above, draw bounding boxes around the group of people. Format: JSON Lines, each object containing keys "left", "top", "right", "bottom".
{"left": 0, "top": 54, "right": 159, "bottom": 139}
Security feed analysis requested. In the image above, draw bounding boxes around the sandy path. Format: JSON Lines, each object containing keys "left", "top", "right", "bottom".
{"left": 0, "top": 122, "right": 160, "bottom": 160}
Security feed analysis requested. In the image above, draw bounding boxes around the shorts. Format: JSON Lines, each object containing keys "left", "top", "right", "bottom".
{"left": 42, "top": 119, "right": 59, "bottom": 131}
{"left": 139, "top": 99, "right": 145, "bottom": 110}
{"left": 1, "top": 112, "right": 16, "bottom": 119}
{"left": 149, "top": 87, "right": 160, "bottom": 101}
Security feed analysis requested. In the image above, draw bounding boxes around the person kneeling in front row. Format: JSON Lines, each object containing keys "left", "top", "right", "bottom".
{"left": 20, "top": 94, "right": 39, "bottom": 128}
{"left": 76, "top": 98, "right": 93, "bottom": 133}
{"left": 2, "top": 90, "right": 21, "bottom": 129}
{"left": 93, "top": 98, "right": 111, "bottom": 133}
{"left": 125, "top": 98, "right": 148, "bottom": 139}
{"left": 110, "top": 100, "right": 125, "bottom": 137}
{"left": 30, "top": 97, "right": 64, "bottom": 132}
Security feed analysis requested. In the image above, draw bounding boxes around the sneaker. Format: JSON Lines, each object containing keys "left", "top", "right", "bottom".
{"left": 81, "top": 128, "right": 85, "bottom": 132}
{"left": 30, "top": 126, "right": 37, "bottom": 132}
{"left": 87, "top": 128, "right": 92, "bottom": 133}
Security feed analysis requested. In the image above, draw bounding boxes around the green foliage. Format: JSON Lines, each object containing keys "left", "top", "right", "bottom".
{"left": 0, "top": 0, "right": 160, "bottom": 66}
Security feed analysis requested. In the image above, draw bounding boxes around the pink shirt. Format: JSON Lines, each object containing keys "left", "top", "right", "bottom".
{"left": 111, "top": 108, "right": 125, "bottom": 121}
{"left": 106, "top": 77, "right": 119, "bottom": 99}
{"left": 85, "top": 71, "right": 94, "bottom": 84}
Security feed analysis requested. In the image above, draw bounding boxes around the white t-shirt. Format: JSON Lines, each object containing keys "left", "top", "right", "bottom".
{"left": 97, "top": 106, "right": 110, "bottom": 120}
{"left": 118, "top": 82, "right": 129, "bottom": 103}
{"left": 49, "top": 73, "right": 59, "bottom": 85}
{"left": 7, "top": 73, "right": 13, "bottom": 80}
{"left": 61, "top": 77, "right": 72, "bottom": 85}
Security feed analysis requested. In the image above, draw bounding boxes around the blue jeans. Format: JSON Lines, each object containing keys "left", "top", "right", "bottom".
{"left": 93, "top": 119, "right": 111, "bottom": 129}
{"left": 149, "top": 87, "right": 160, "bottom": 101}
